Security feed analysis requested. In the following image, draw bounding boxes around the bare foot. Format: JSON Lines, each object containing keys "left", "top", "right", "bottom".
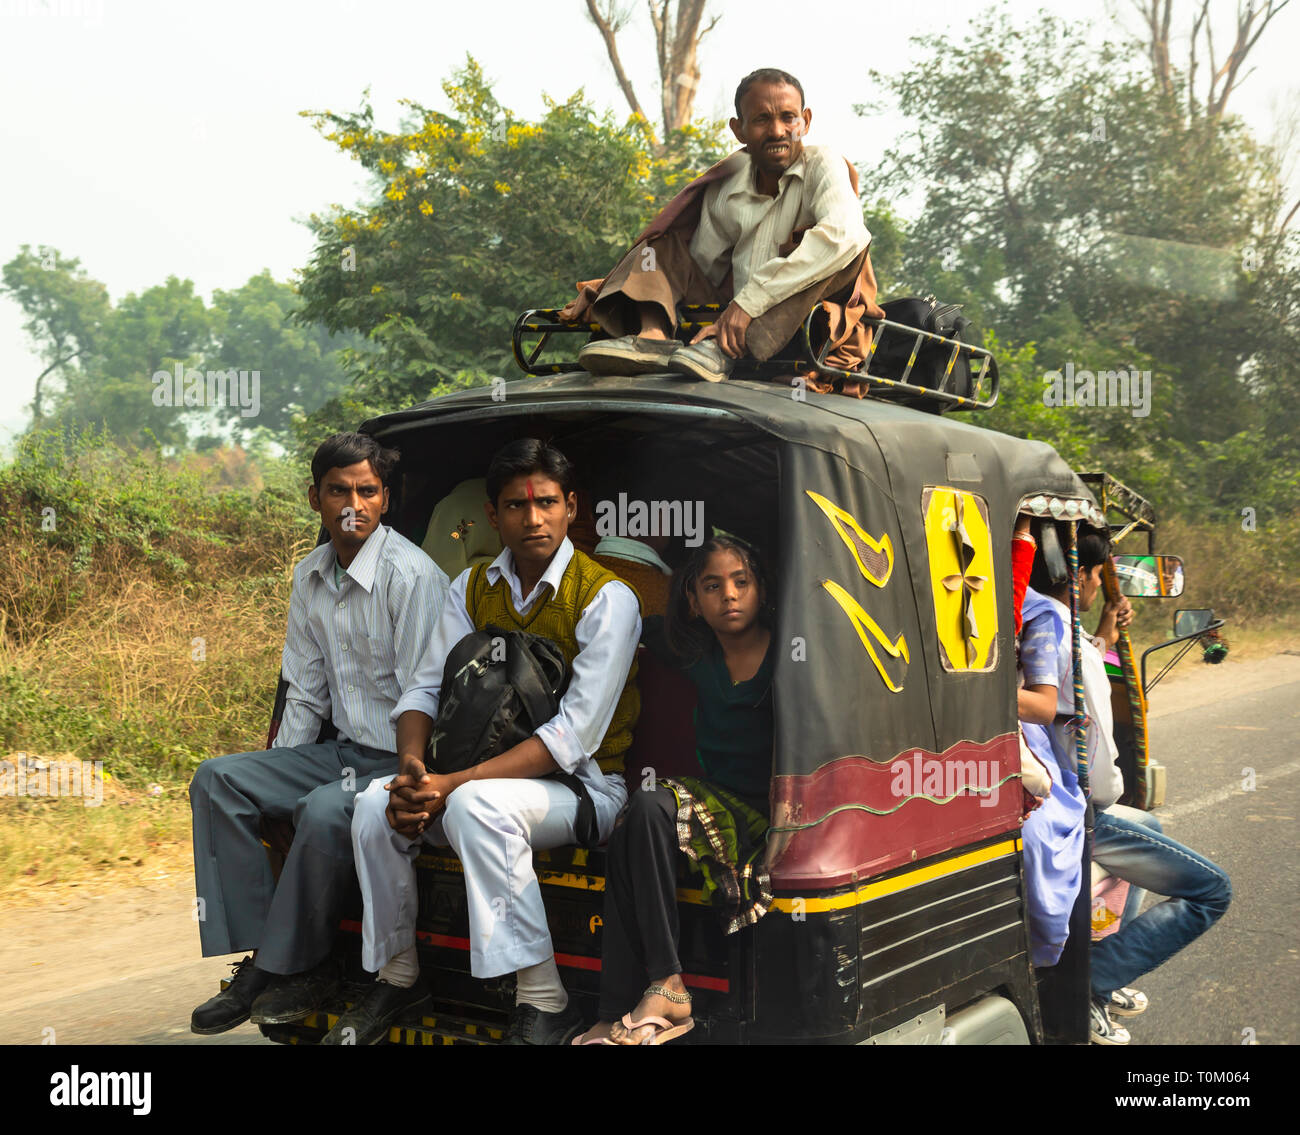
{"left": 610, "top": 976, "right": 692, "bottom": 1045}
{"left": 572, "top": 1020, "right": 618, "bottom": 1045}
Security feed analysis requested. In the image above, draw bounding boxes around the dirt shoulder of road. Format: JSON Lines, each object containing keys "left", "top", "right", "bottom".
{"left": 1144, "top": 648, "right": 1300, "bottom": 721}
{"left": 0, "top": 875, "right": 199, "bottom": 1008}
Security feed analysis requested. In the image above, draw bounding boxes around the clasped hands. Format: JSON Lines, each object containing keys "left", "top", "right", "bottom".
{"left": 385, "top": 756, "right": 457, "bottom": 838}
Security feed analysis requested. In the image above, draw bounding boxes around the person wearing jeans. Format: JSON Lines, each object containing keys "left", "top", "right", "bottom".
{"left": 1101, "top": 802, "right": 1161, "bottom": 929}
{"left": 1090, "top": 806, "right": 1232, "bottom": 1019}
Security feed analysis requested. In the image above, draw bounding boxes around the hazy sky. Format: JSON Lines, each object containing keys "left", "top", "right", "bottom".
{"left": 1, "top": 0, "right": 1296, "bottom": 448}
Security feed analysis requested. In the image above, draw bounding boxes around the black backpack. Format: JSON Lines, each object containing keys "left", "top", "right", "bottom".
{"left": 430, "top": 623, "right": 600, "bottom": 846}
{"left": 871, "top": 296, "right": 984, "bottom": 410}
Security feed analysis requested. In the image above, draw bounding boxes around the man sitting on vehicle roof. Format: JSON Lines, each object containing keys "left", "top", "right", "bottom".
{"left": 326, "top": 439, "right": 641, "bottom": 1046}
{"left": 188, "top": 433, "right": 448, "bottom": 1036}
{"left": 561, "top": 67, "right": 885, "bottom": 394}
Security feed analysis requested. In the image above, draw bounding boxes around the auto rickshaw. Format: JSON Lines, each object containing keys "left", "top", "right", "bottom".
{"left": 241, "top": 310, "right": 1210, "bottom": 1045}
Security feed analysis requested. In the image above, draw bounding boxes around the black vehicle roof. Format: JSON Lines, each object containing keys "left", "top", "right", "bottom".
{"left": 364, "top": 371, "right": 1101, "bottom": 521}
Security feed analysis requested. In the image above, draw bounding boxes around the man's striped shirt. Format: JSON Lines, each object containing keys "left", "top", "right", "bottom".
{"left": 278, "top": 524, "right": 449, "bottom": 753}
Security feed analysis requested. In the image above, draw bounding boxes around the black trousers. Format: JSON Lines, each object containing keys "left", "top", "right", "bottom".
{"left": 597, "top": 784, "right": 683, "bottom": 1021}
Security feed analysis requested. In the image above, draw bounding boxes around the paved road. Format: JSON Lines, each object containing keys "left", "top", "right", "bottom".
{"left": 0, "top": 880, "right": 272, "bottom": 1045}
{"left": 1, "top": 655, "right": 1295, "bottom": 1046}
{"left": 1118, "top": 657, "right": 1299, "bottom": 1046}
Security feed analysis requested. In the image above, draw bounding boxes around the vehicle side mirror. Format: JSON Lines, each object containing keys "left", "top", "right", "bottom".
{"left": 1112, "top": 554, "right": 1185, "bottom": 597}
{"left": 1173, "top": 608, "right": 1214, "bottom": 636}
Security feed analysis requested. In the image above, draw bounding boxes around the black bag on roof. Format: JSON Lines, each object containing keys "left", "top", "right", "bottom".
{"left": 870, "top": 295, "right": 978, "bottom": 408}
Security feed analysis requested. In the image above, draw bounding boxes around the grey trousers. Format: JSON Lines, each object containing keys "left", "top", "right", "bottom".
{"left": 188, "top": 740, "right": 395, "bottom": 974}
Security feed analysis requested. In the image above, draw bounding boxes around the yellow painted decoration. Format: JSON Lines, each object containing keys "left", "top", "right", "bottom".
{"left": 821, "top": 579, "right": 910, "bottom": 693}
{"left": 805, "top": 490, "right": 894, "bottom": 586}
{"left": 924, "top": 487, "right": 999, "bottom": 671}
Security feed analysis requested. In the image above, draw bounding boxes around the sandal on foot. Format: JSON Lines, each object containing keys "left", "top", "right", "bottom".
{"left": 618, "top": 1012, "right": 695, "bottom": 1044}
{"left": 619, "top": 983, "right": 694, "bottom": 1045}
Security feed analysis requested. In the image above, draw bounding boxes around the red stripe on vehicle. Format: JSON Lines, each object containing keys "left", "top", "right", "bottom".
{"left": 338, "top": 919, "right": 729, "bottom": 991}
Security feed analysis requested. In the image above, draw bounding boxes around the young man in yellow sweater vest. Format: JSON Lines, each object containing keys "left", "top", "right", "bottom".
{"left": 327, "top": 439, "right": 641, "bottom": 1045}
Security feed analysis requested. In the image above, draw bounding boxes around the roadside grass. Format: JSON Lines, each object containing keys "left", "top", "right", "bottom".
{"left": 0, "top": 430, "right": 316, "bottom": 898}
{"left": 1113, "top": 510, "right": 1300, "bottom": 676}
{"left": 0, "top": 769, "right": 193, "bottom": 902}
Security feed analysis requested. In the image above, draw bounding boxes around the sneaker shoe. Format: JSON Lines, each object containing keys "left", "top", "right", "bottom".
{"left": 1108, "top": 987, "right": 1149, "bottom": 1016}
{"left": 249, "top": 958, "right": 342, "bottom": 1025}
{"left": 505, "top": 1001, "right": 583, "bottom": 1046}
{"left": 667, "top": 339, "right": 735, "bottom": 383}
{"left": 190, "top": 955, "right": 273, "bottom": 1035}
{"left": 319, "top": 979, "right": 433, "bottom": 1045}
{"left": 578, "top": 335, "right": 681, "bottom": 376}
{"left": 1090, "top": 996, "right": 1131, "bottom": 1045}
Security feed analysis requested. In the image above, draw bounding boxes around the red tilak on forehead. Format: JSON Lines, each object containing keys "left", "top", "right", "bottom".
{"left": 526, "top": 480, "right": 535, "bottom": 501}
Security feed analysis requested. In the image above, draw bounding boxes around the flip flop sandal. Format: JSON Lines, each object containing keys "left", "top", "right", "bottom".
{"left": 571, "top": 1029, "right": 617, "bottom": 1045}
{"left": 618, "top": 1013, "right": 696, "bottom": 1045}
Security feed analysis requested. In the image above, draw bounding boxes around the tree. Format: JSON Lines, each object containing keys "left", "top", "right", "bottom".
{"left": 3, "top": 249, "right": 355, "bottom": 448}
{"left": 1, "top": 246, "right": 110, "bottom": 423}
{"left": 61, "top": 276, "right": 212, "bottom": 447}
{"left": 207, "top": 271, "right": 357, "bottom": 440}
{"left": 294, "top": 57, "right": 728, "bottom": 444}
{"left": 1130, "top": 0, "right": 1290, "bottom": 128}
{"left": 865, "top": 6, "right": 1296, "bottom": 517}
{"left": 583, "top": 0, "right": 720, "bottom": 152}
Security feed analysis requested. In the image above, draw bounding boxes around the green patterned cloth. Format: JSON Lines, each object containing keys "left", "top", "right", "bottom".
{"left": 662, "top": 775, "right": 772, "bottom": 935}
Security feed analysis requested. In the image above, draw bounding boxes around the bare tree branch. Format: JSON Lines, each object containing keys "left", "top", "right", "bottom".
{"left": 586, "top": 0, "right": 718, "bottom": 149}
{"left": 1133, "top": 0, "right": 1174, "bottom": 100}
{"left": 584, "top": 0, "right": 654, "bottom": 137}
{"left": 1206, "top": 1, "right": 1289, "bottom": 124}
{"left": 1132, "top": 0, "right": 1288, "bottom": 126}
{"left": 30, "top": 348, "right": 84, "bottom": 421}
{"left": 1188, "top": 0, "right": 1209, "bottom": 120}
{"left": 664, "top": 0, "right": 709, "bottom": 136}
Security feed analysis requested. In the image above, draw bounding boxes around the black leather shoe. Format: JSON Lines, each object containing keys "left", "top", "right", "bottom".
{"left": 319, "top": 980, "right": 433, "bottom": 1045}
{"left": 190, "top": 956, "right": 273, "bottom": 1035}
{"left": 249, "top": 958, "right": 342, "bottom": 1025}
{"left": 505, "top": 1001, "right": 583, "bottom": 1046}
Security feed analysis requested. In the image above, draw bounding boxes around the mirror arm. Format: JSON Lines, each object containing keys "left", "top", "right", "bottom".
{"left": 1140, "top": 619, "right": 1226, "bottom": 695}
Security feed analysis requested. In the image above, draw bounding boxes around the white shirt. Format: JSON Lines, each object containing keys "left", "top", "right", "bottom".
{"left": 1041, "top": 596, "right": 1125, "bottom": 809}
{"left": 392, "top": 537, "right": 641, "bottom": 800}
{"left": 1080, "top": 637, "right": 1124, "bottom": 810}
{"left": 279, "top": 525, "right": 450, "bottom": 753}
{"left": 688, "top": 145, "right": 870, "bottom": 320}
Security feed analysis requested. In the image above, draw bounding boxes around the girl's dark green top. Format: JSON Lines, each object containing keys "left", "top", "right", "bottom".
{"left": 642, "top": 616, "right": 774, "bottom": 802}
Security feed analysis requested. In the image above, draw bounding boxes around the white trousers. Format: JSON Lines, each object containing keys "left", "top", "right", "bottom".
{"left": 351, "top": 773, "right": 627, "bottom": 978}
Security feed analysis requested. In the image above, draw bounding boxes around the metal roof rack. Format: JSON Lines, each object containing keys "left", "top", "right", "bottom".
{"left": 1077, "top": 471, "right": 1157, "bottom": 552}
{"left": 511, "top": 301, "right": 1000, "bottom": 413}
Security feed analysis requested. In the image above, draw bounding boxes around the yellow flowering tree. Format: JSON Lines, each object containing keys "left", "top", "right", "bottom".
{"left": 295, "top": 57, "right": 726, "bottom": 444}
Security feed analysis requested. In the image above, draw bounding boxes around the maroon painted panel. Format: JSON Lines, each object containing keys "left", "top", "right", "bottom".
{"left": 768, "top": 733, "right": 1022, "bottom": 889}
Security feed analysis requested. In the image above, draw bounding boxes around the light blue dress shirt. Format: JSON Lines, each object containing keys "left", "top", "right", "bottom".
{"left": 278, "top": 524, "right": 449, "bottom": 753}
